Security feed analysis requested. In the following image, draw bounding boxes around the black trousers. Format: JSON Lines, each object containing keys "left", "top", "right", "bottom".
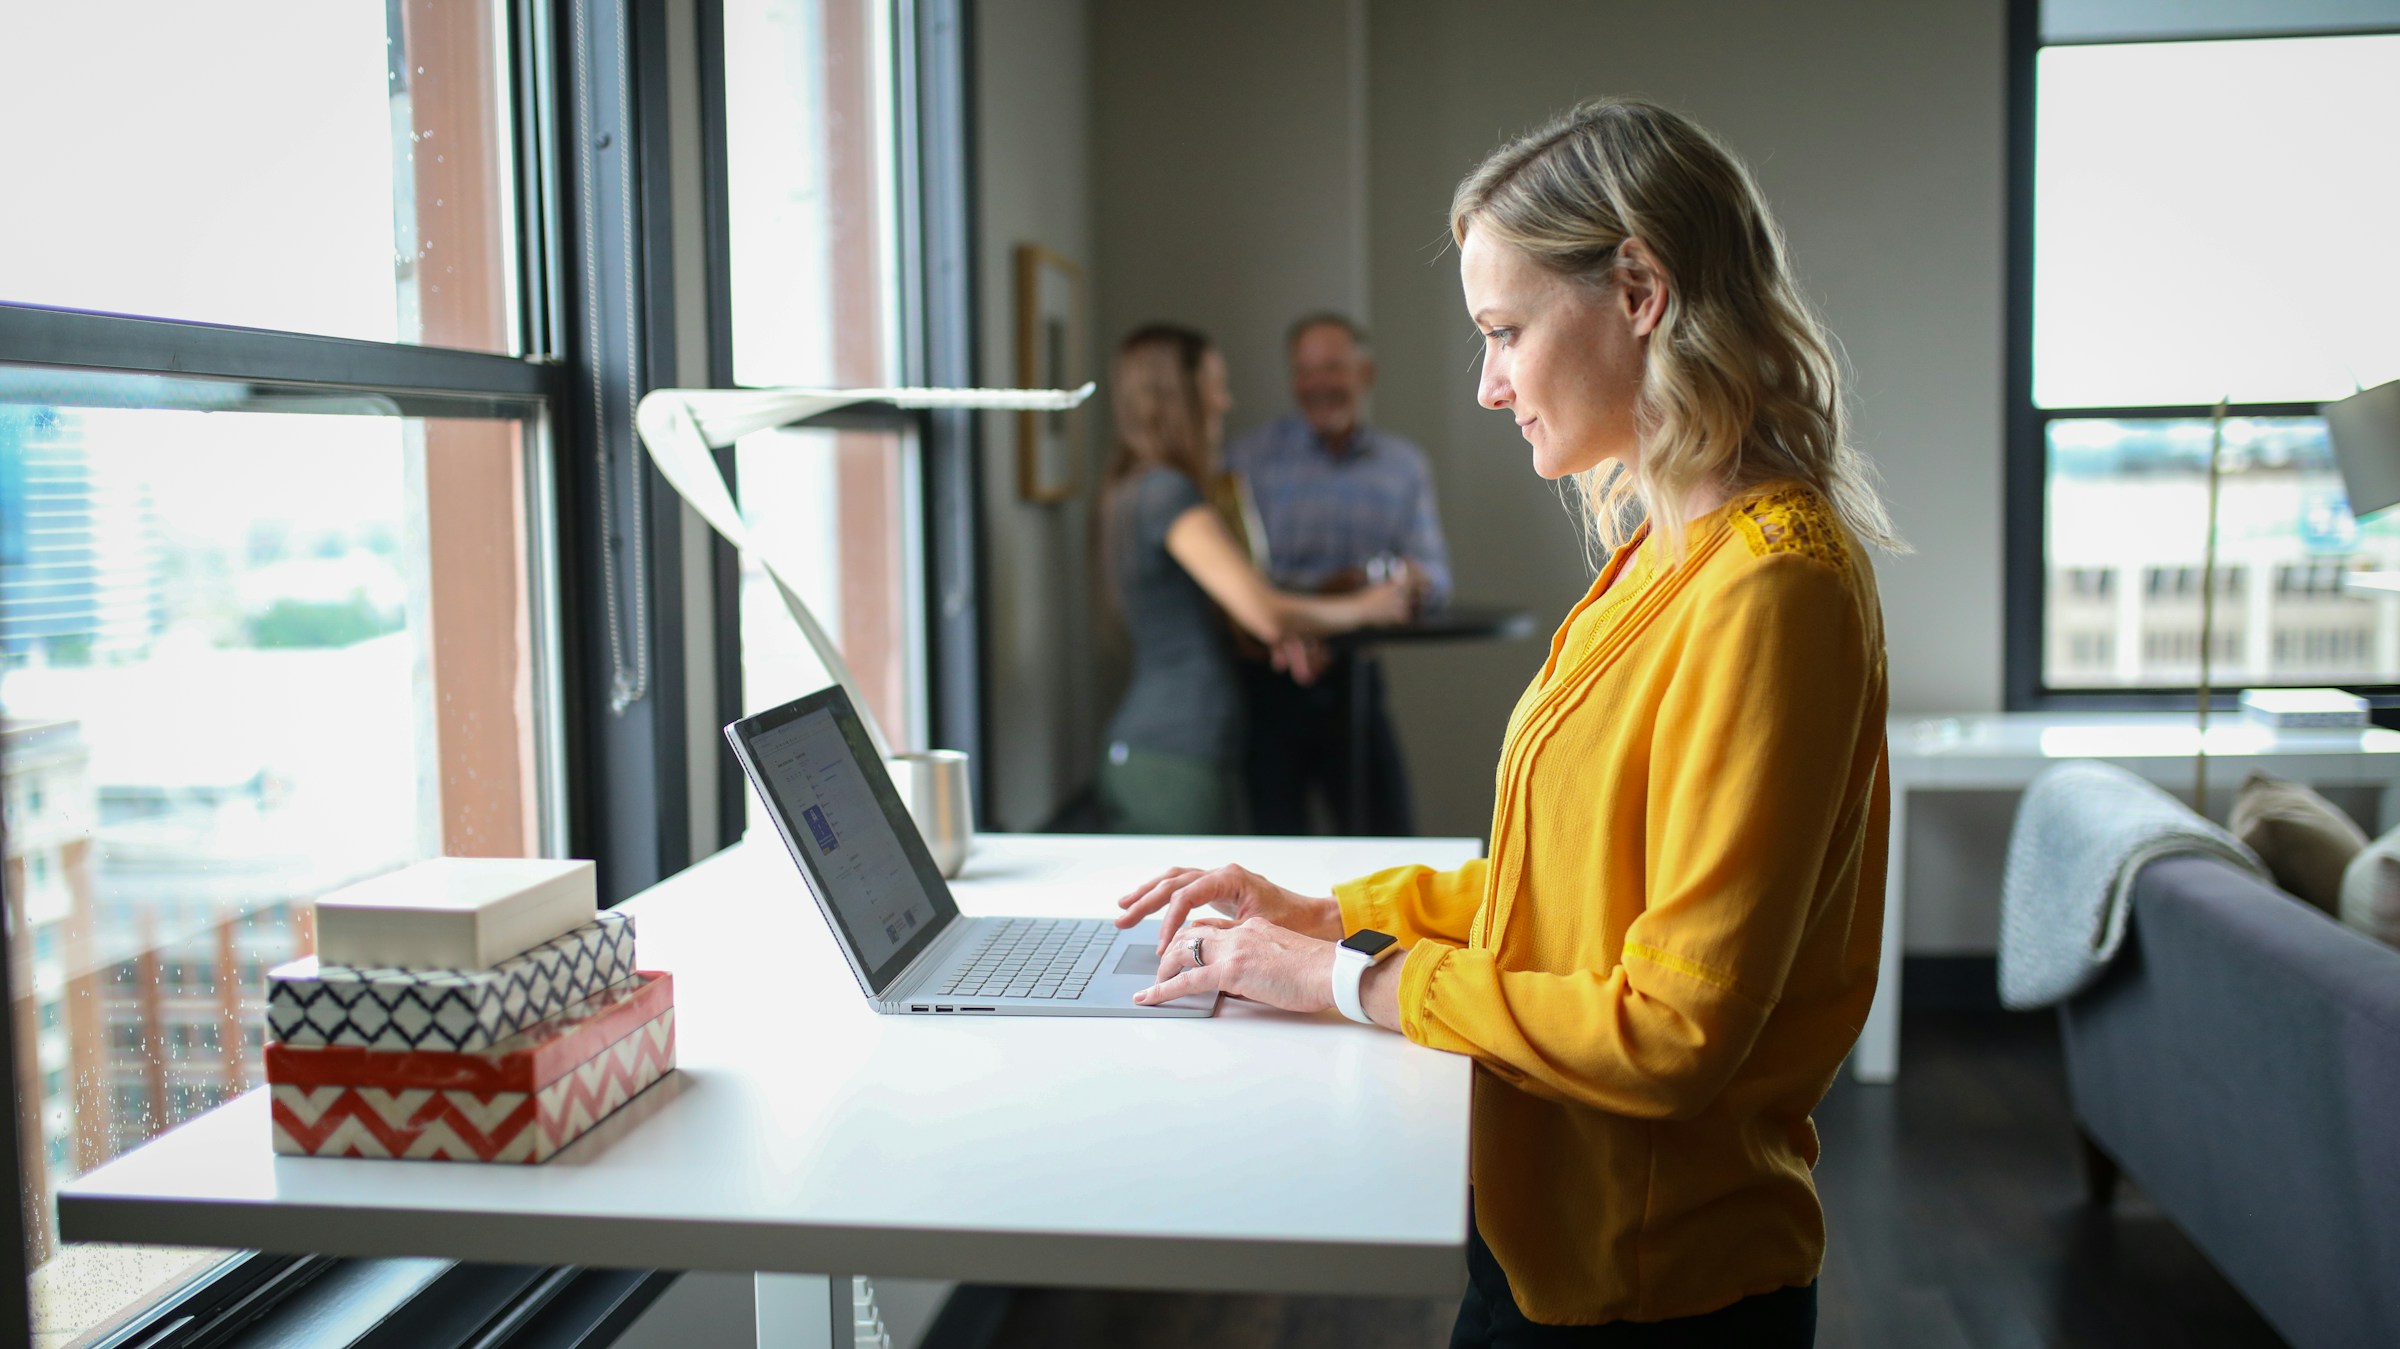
{"left": 1239, "top": 655, "right": 1414, "bottom": 835}
{"left": 1451, "top": 1214, "right": 1816, "bottom": 1348}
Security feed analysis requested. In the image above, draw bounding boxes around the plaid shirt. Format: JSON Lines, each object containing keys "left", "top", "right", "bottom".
{"left": 1223, "top": 414, "right": 1453, "bottom": 608}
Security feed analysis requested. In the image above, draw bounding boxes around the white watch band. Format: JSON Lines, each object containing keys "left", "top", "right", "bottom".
{"left": 1332, "top": 945, "right": 1373, "bottom": 1023}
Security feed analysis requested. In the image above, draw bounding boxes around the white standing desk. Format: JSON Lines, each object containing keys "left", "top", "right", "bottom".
{"left": 1858, "top": 712, "right": 2400, "bottom": 1084}
{"left": 59, "top": 833, "right": 1480, "bottom": 1342}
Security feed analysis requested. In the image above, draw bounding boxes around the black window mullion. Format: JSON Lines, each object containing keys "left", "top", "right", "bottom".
{"left": 0, "top": 304, "right": 550, "bottom": 408}
{"left": 2002, "top": 0, "right": 2043, "bottom": 711}
{"left": 555, "top": 0, "right": 692, "bottom": 903}
{"left": 696, "top": 0, "right": 746, "bottom": 854}
{"left": 902, "top": 0, "right": 988, "bottom": 808}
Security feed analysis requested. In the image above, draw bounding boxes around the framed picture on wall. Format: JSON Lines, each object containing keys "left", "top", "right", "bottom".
{"left": 1014, "top": 243, "right": 1087, "bottom": 503}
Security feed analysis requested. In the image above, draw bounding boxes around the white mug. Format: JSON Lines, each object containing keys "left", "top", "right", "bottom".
{"left": 885, "top": 750, "right": 973, "bottom": 878}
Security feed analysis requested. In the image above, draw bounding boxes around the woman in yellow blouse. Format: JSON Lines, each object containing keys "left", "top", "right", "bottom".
{"left": 1115, "top": 96, "right": 1903, "bottom": 1345}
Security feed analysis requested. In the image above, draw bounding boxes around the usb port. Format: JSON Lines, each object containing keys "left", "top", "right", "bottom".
{"left": 935, "top": 1005, "right": 954, "bottom": 1012}
{"left": 911, "top": 1005, "right": 931, "bottom": 1012}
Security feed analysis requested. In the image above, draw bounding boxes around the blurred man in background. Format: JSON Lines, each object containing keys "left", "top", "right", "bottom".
{"left": 1225, "top": 313, "right": 1452, "bottom": 835}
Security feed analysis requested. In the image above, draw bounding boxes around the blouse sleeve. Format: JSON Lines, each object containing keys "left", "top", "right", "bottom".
{"left": 1394, "top": 555, "right": 1873, "bottom": 1119}
{"left": 1335, "top": 858, "right": 1488, "bottom": 949}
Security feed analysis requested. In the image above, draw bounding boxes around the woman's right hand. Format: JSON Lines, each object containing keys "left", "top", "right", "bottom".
{"left": 1113, "top": 864, "right": 1343, "bottom": 950}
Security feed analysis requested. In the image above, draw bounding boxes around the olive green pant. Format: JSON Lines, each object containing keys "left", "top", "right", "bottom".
{"left": 1098, "top": 744, "right": 1234, "bottom": 835}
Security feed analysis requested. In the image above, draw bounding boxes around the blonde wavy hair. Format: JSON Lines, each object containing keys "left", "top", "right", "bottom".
{"left": 1450, "top": 96, "right": 1906, "bottom": 565}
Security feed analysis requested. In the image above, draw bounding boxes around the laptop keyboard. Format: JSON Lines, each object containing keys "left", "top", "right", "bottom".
{"left": 936, "top": 918, "right": 1121, "bottom": 1001}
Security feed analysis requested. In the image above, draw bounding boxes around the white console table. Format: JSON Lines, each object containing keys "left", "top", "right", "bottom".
{"left": 1856, "top": 712, "right": 2400, "bottom": 1084}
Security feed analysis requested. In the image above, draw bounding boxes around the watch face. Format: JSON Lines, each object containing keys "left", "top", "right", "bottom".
{"left": 1341, "top": 929, "right": 1397, "bottom": 958}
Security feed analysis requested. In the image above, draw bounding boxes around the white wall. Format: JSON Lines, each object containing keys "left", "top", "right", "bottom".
{"left": 1091, "top": 0, "right": 1371, "bottom": 430}
{"left": 975, "top": 0, "right": 1100, "bottom": 830}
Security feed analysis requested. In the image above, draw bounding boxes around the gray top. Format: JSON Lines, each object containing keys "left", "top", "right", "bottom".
{"left": 1104, "top": 467, "right": 1240, "bottom": 762}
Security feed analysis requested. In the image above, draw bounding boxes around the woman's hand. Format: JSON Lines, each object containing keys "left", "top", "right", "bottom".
{"left": 1134, "top": 916, "right": 1336, "bottom": 1012}
{"left": 1113, "top": 863, "right": 1342, "bottom": 950}
{"left": 1270, "top": 636, "right": 1330, "bottom": 685}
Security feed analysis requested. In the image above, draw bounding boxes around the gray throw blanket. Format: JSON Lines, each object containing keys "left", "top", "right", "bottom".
{"left": 1998, "top": 760, "right": 2266, "bottom": 1009}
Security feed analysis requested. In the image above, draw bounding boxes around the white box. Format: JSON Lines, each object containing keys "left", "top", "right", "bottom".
{"left": 2238, "top": 687, "right": 2369, "bottom": 730}
{"left": 314, "top": 858, "right": 598, "bottom": 971}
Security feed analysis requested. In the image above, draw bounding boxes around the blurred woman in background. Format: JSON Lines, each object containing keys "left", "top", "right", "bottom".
{"left": 1097, "top": 323, "right": 1411, "bottom": 835}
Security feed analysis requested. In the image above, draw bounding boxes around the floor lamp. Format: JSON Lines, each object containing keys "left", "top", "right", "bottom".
{"left": 2196, "top": 399, "right": 2228, "bottom": 811}
{"left": 634, "top": 381, "right": 1093, "bottom": 871}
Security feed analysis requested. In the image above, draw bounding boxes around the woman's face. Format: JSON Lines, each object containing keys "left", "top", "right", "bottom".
{"left": 1459, "top": 226, "right": 1658, "bottom": 481}
{"left": 1197, "top": 348, "right": 1234, "bottom": 449}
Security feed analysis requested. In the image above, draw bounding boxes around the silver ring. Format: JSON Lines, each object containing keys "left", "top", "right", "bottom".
{"left": 1188, "top": 935, "right": 1206, "bottom": 967}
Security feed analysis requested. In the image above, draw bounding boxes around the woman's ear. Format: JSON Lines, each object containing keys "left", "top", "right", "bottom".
{"left": 1615, "top": 238, "right": 1670, "bottom": 339}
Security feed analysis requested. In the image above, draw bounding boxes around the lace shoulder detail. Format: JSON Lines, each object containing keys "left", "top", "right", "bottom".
{"left": 1731, "top": 487, "right": 1848, "bottom": 570}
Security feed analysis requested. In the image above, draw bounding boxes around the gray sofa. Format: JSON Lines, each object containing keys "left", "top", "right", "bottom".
{"left": 2061, "top": 853, "right": 2400, "bottom": 1349}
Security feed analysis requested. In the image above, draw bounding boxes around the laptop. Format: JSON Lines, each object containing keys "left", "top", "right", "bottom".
{"left": 726, "top": 687, "right": 1220, "bottom": 1018}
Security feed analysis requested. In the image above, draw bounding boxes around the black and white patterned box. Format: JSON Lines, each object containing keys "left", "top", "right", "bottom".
{"left": 267, "top": 911, "right": 637, "bottom": 1052}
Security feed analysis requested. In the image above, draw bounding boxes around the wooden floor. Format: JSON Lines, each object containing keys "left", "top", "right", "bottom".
{"left": 981, "top": 1012, "right": 2288, "bottom": 1349}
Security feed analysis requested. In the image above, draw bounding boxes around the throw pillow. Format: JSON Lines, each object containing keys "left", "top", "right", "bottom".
{"left": 2228, "top": 771, "right": 2367, "bottom": 913}
{"left": 2339, "top": 827, "right": 2400, "bottom": 950}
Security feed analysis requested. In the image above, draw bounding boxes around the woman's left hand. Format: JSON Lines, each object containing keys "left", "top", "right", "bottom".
{"left": 1134, "top": 916, "right": 1336, "bottom": 1012}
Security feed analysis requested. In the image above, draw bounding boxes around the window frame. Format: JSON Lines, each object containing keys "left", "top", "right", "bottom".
{"left": 0, "top": 0, "right": 981, "bottom": 1342}
{"left": 1, "top": 1, "right": 617, "bottom": 1343}
{"left": 2003, "top": 0, "right": 2400, "bottom": 710}
{"left": 693, "top": 0, "right": 987, "bottom": 831}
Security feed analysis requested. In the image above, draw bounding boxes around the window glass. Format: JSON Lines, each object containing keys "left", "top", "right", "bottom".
{"left": 2044, "top": 415, "right": 2400, "bottom": 688}
{"left": 724, "top": 0, "right": 900, "bottom": 388}
{"left": 0, "top": 2, "right": 520, "bottom": 352}
{"left": 1, "top": 395, "right": 548, "bottom": 1344}
{"left": 2033, "top": 35, "right": 2400, "bottom": 408}
{"left": 722, "top": 0, "right": 922, "bottom": 810}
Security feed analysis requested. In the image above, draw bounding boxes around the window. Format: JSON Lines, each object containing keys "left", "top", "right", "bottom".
{"left": 0, "top": 2, "right": 558, "bottom": 1339}
{"left": 721, "top": 0, "right": 926, "bottom": 802}
{"left": 0, "top": 2, "right": 520, "bottom": 353}
{"left": 2012, "top": 7, "right": 2400, "bottom": 702}
{"left": 0, "top": 386, "right": 555, "bottom": 1340}
{"left": 3, "top": 0, "right": 973, "bottom": 1338}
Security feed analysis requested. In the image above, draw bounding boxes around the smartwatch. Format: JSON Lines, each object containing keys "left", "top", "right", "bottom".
{"left": 1332, "top": 929, "right": 1401, "bottom": 1024}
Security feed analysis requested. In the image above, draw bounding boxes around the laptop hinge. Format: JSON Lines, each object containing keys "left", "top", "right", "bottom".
{"left": 879, "top": 918, "right": 972, "bottom": 1001}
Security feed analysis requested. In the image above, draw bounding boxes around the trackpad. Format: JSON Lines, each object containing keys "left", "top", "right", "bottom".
{"left": 1113, "top": 945, "right": 1162, "bottom": 977}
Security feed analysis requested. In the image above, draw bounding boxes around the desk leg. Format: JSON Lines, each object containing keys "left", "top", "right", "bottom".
{"left": 756, "top": 1272, "right": 852, "bottom": 1349}
{"left": 1348, "top": 653, "right": 1372, "bottom": 834}
{"left": 1852, "top": 782, "right": 1906, "bottom": 1084}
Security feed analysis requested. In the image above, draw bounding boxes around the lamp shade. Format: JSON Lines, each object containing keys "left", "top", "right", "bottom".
{"left": 2327, "top": 380, "right": 2400, "bottom": 520}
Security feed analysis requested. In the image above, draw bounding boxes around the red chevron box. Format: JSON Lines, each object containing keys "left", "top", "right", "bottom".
{"left": 266, "top": 971, "right": 675, "bottom": 1163}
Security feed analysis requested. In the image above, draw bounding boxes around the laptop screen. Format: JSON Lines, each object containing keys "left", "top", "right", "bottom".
{"left": 728, "top": 687, "right": 957, "bottom": 994}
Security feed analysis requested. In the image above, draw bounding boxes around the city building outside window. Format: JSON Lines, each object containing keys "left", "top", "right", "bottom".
{"left": 2017, "top": 12, "right": 2400, "bottom": 700}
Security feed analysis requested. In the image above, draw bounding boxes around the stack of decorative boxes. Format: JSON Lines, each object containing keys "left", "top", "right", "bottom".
{"left": 263, "top": 858, "right": 676, "bottom": 1163}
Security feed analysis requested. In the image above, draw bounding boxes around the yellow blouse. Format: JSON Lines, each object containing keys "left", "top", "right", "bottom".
{"left": 1336, "top": 484, "right": 1889, "bottom": 1325}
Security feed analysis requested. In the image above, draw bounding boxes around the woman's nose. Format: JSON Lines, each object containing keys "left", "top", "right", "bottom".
{"left": 1477, "top": 365, "right": 1509, "bottom": 411}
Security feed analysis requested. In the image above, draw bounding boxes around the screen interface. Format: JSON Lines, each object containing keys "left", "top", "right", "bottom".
{"left": 745, "top": 704, "right": 943, "bottom": 979}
